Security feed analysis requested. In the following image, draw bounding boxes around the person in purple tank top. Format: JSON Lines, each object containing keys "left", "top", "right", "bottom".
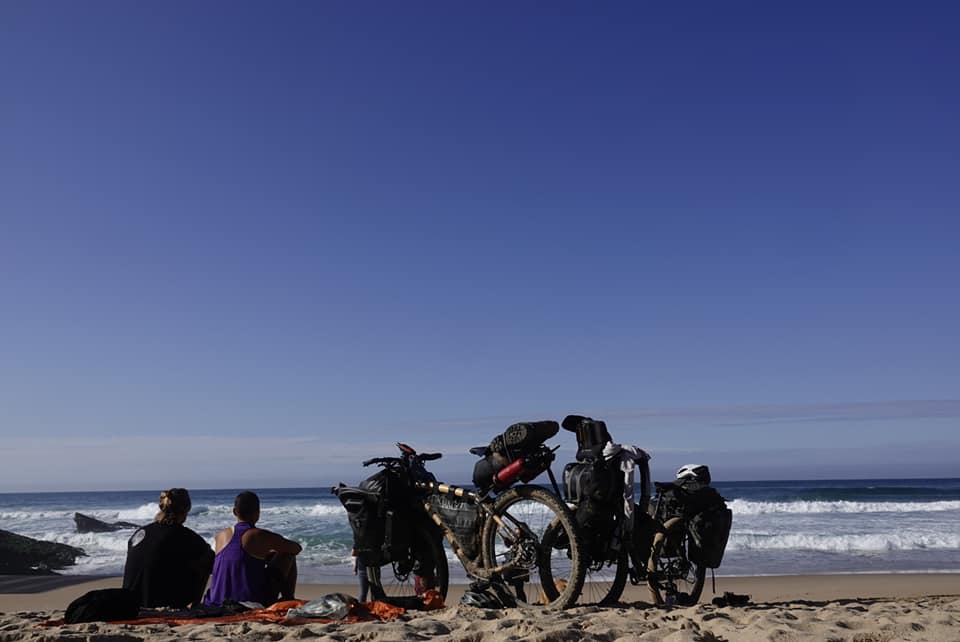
{"left": 204, "top": 491, "right": 302, "bottom": 607}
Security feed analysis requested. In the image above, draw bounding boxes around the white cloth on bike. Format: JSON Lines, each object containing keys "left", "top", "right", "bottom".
{"left": 602, "top": 443, "right": 651, "bottom": 536}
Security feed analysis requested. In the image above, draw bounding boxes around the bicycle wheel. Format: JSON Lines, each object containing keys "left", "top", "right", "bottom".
{"left": 579, "top": 548, "right": 629, "bottom": 606}
{"left": 646, "top": 517, "right": 705, "bottom": 606}
{"left": 367, "top": 520, "right": 449, "bottom": 601}
{"left": 480, "top": 485, "right": 586, "bottom": 609}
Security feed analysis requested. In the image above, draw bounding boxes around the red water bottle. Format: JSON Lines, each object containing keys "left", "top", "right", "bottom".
{"left": 493, "top": 458, "right": 525, "bottom": 488}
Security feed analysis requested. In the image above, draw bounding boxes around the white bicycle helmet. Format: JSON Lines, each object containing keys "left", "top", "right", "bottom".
{"left": 676, "top": 464, "right": 711, "bottom": 485}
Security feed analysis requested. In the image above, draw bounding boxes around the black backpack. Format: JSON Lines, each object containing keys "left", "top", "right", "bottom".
{"left": 560, "top": 415, "right": 621, "bottom": 536}
{"left": 64, "top": 588, "right": 140, "bottom": 623}
{"left": 563, "top": 459, "right": 620, "bottom": 526}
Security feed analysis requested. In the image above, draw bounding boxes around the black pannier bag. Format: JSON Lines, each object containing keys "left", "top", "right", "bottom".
{"left": 473, "top": 420, "right": 559, "bottom": 489}
{"left": 563, "top": 459, "right": 620, "bottom": 557}
{"left": 431, "top": 493, "right": 480, "bottom": 559}
{"left": 677, "top": 483, "right": 725, "bottom": 518}
{"left": 360, "top": 469, "right": 412, "bottom": 564}
{"left": 334, "top": 486, "right": 385, "bottom": 566}
{"left": 563, "top": 461, "right": 619, "bottom": 512}
{"left": 686, "top": 497, "right": 733, "bottom": 569}
{"left": 561, "top": 416, "right": 622, "bottom": 551}
{"left": 334, "top": 469, "right": 413, "bottom": 566}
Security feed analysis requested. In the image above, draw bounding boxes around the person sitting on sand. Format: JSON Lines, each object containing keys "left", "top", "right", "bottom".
{"left": 204, "top": 491, "right": 303, "bottom": 606}
{"left": 122, "top": 488, "right": 215, "bottom": 608}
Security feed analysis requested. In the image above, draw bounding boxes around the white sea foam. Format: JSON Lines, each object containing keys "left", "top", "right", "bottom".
{"left": 728, "top": 531, "right": 960, "bottom": 552}
{"left": 0, "top": 509, "right": 75, "bottom": 520}
{"left": 729, "top": 499, "right": 960, "bottom": 515}
{"left": 42, "top": 531, "right": 131, "bottom": 553}
{"left": 258, "top": 504, "right": 347, "bottom": 517}
{"left": 115, "top": 503, "right": 162, "bottom": 521}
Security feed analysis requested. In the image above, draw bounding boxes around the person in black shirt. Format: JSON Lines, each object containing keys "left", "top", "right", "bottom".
{"left": 122, "top": 488, "right": 214, "bottom": 608}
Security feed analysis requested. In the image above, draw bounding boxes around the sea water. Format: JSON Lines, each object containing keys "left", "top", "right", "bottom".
{"left": 2, "top": 479, "right": 958, "bottom": 583}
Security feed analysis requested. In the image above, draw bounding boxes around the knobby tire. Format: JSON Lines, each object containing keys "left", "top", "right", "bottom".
{"left": 480, "top": 485, "right": 586, "bottom": 609}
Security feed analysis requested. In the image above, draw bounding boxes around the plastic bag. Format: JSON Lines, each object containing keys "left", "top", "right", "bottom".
{"left": 285, "top": 593, "right": 357, "bottom": 619}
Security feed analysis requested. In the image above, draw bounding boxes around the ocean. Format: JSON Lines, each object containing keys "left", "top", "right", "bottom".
{"left": 2, "top": 478, "right": 958, "bottom": 583}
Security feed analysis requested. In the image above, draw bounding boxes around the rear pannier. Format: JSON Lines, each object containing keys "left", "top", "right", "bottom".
{"left": 686, "top": 497, "right": 733, "bottom": 569}
{"left": 654, "top": 478, "right": 733, "bottom": 570}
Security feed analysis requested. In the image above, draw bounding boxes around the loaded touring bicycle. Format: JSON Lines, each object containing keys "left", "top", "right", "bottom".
{"left": 558, "top": 415, "right": 734, "bottom": 606}
{"left": 332, "top": 421, "right": 588, "bottom": 609}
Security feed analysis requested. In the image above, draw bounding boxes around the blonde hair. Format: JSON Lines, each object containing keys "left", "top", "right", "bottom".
{"left": 155, "top": 488, "right": 192, "bottom": 525}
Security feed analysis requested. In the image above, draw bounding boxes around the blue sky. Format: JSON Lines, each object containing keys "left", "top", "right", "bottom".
{"left": 1, "top": 2, "right": 958, "bottom": 491}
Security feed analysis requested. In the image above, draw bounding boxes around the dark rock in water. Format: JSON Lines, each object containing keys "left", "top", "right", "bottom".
{"left": 0, "top": 529, "right": 86, "bottom": 575}
{"left": 74, "top": 512, "right": 139, "bottom": 534}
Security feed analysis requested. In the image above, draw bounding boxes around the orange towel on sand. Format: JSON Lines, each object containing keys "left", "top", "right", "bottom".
{"left": 43, "top": 599, "right": 406, "bottom": 627}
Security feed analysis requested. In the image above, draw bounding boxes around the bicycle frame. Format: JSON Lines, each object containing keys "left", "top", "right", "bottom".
{"left": 414, "top": 479, "right": 547, "bottom": 580}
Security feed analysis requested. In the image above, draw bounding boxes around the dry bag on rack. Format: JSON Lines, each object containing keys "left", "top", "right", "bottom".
{"left": 472, "top": 420, "right": 559, "bottom": 489}
{"left": 489, "top": 421, "right": 560, "bottom": 459}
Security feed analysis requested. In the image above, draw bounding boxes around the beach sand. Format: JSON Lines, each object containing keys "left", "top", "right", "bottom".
{"left": 1, "top": 573, "right": 958, "bottom": 640}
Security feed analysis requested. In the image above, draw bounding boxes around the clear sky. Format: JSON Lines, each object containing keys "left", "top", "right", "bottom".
{"left": 1, "top": 2, "right": 958, "bottom": 492}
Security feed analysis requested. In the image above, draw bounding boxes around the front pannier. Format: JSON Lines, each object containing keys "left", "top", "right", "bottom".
{"left": 334, "top": 469, "right": 413, "bottom": 566}
{"left": 360, "top": 469, "right": 412, "bottom": 564}
{"left": 333, "top": 486, "right": 384, "bottom": 566}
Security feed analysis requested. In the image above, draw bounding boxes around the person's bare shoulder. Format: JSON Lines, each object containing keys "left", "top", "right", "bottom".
{"left": 213, "top": 526, "right": 234, "bottom": 553}
{"left": 243, "top": 527, "right": 302, "bottom": 557}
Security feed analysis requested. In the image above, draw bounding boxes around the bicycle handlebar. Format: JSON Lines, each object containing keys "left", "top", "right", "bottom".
{"left": 361, "top": 451, "right": 443, "bottom": 467}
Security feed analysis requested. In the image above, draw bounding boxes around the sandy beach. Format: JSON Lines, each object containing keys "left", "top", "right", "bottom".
{"left": 2, "top": 573, "right": 958, "bottom": 641}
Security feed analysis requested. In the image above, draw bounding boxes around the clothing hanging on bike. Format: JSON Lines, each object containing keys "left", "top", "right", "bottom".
{"left": 601, "top": 443, "right": 650, "bottom": 536}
